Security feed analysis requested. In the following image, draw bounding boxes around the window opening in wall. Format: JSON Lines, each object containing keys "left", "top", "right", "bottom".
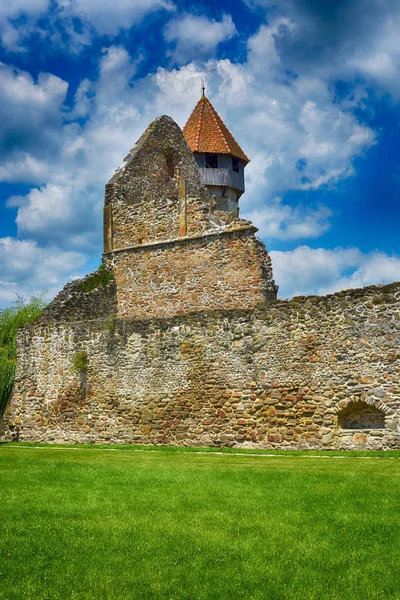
{"left": 206, "top": 153, "right": 218, "bottom": 169}
{"left": 338, "top": 401, "right": 385, "bottom": 430}
{"left": 232, "top": 156, "right": 240, "bottom": 173}
{"left": 165, "top": 148, "right": 175, "bottom": 178}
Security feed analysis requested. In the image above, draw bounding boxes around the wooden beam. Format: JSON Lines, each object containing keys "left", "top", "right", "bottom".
{"left": 179, "top": 178, "right": 187, "bottom": 237}
{"left": 103, "top": 205, "right": 113, "bottom": 253}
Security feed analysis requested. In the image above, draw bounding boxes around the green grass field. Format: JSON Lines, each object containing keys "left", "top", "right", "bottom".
{"left": 1, "top": 445, "right": 400, "bottom": 600}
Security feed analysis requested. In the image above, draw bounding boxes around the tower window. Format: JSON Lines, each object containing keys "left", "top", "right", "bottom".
{"left": 205, "top": 153, "right": 218, "bottom": 169}
{"left": 232, "top": 156, "right": 240, "bottom": 173}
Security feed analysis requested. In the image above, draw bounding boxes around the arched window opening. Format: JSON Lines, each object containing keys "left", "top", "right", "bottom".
{"left": 338, "top": 402, "right": 385, "bottom": 430}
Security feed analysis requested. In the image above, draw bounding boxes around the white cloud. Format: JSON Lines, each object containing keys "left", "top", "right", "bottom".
{"left": 10, "top": 184, "right": 102, "bottom": 251}
{"left": 149, "top": 44, "right": 375, "bottom": 223}
{"left": 0, "top": 62, "right": 68, "bottom": 183}
{"left": 271, "top": 246, "right": 400, "bottom": 299}
{"left": 0, "top": 154, "right": 49, "bottom": 184}
{"left": 59, "top": 0, "right": 175, "bottom": 36}
{"left": 239, "top": 24, "right": 375, "bottom": 206}
{"left": 319, "top": 252, "right": 400, "bottom": 295}
{"left": 164, "top": 14, "right": 236, "bottom": 62}
{"left": 245, "top": 0, "right": 400, "bottom": 99}
{"left": 0, "top": 0, "right": 174, "bottom": 51}
{"left": 0, "top": 237, "right": 86, "bottom": 306}
{"left": 0, "top": 0, "right": 49, "bottom": 51}
{"left": 244, "top": 202, "right": 332, "bottom": 241}
{"left": 0, "top": 0, "right": 49, "bottom": 19}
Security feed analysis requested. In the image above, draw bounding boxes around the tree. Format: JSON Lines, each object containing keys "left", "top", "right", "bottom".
{"left": 0, "top": 295, "right": 47, "bottom": 415}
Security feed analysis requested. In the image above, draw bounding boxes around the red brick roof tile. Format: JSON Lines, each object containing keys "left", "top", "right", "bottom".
{"left": 183, "top": 96, "right": 250, "bottom": 164}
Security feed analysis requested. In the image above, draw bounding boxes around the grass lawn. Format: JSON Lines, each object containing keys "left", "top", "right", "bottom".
{"left": 0, "top": 445, "right": 399, "bottom": 599}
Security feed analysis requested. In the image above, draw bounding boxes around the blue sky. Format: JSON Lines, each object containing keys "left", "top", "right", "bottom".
{"left": 1, "top": 0, "right": 400, "bottom": 305}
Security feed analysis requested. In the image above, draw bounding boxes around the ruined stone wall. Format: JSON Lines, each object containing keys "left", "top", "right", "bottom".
{"left": 105, "top": 226, "right": 277, "bottom": 319}
{"left": 105, "top": 116, "right": 211, "bottom": 252}
{"left": 38, "top": 270, "right": 117, "bottom": 323}
{"left": 3, "top": 282, "right": 400, "bottom": 450}
{"left": 102, "top": 114, "right": 277, "bottom": 319}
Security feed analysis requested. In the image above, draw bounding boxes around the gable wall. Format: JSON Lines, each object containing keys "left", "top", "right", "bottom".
{"left": 105, "top": 116, "right": 211, "bottom": 251}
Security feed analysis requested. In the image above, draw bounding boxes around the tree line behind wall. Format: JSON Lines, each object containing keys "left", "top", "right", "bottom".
{"left": 0, "top": 296, "right": 47, "bottom": 416}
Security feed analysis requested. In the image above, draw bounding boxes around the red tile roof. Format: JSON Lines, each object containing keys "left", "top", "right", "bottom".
{"left": 183, "top": 96, "right": 250, "bottom": 164}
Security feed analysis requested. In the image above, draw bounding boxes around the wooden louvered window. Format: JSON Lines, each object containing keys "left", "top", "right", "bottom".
{"left": 205, "top": 153, "right": 218, "bottom": 169}
{"left": 232, "top": 157, "right": 240, "bottom": 173}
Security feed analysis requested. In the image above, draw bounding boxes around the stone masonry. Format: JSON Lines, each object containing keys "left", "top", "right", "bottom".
{"left": 103, "top": 116, "right": 277, "bottom": 318}
{"left": 1, "top": 114, "right": 399, "bottom": 450}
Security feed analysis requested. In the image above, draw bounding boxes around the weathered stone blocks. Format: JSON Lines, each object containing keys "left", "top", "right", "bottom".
{"left": 2, "top": 282, "right": 400, "bottom": 450}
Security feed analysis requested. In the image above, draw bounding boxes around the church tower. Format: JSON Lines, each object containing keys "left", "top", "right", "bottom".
{"left": 101, "top": 114, "right": 277, "bottom": 319}
{"left": 183, "top": 94, "right": 249, "bottom": 217}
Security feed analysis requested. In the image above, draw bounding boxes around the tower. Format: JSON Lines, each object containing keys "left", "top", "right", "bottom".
{"left": 102, "top": 115, "right": 277, "bottom": 319}
{"left": 183, "top": 95, "right": 249, "bottom": 218}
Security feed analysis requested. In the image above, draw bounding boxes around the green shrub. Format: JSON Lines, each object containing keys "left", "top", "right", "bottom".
{"left": 72, "top": 351, "right": 88, "bottom": 371}
{"left": 0, "top": 295, "right": 47, "bottom": 415}
{"left": 78, "top": 265, "right": 114, "bottom": 293}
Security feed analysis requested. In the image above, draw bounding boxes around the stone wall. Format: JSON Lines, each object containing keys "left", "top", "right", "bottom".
{"left": 38, "top": 269, "right": 117, "bottom": 324}
{"left": 105, "top": 116, "right": 211, "bottom": 252}
{"left": 105, "top": 226, "right": 277, "bottom": 319}
{"left": 102, "top": 114, "right": 277, "bottom": 319}
{"left": 2, "top": 282, "right": 400, "bottom": 450}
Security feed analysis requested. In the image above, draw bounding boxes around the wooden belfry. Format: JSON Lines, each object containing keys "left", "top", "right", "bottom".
{"left": 183, "top": 91, "right": 250, "bottom": 216}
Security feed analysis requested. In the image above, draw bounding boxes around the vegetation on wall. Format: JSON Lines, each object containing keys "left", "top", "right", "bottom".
{"left": 0, "top": 295, "right": 47, "bottom": 415}
{"left": 72, "top": 350, "right": 88, "bottom": 371}
{"left": 78, "top": 265, "right": 114, "bottom": 293}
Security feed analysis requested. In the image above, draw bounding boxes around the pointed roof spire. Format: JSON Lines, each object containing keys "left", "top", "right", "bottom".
{"left": 183, "top": 95, "right": 250, "bottom": 164}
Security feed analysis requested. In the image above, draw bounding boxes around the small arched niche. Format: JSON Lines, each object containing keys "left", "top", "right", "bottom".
{"left": 338, "top": 401, "right": 385, "bottom": 430}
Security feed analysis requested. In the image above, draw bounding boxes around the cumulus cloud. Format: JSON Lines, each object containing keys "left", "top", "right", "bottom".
{"left": 0, "top": 237, "right": 86, "bottom": 306}
{"left": 240, "top": 24, "right": 375, "bottom": 204}
{"left": 147, "top": 46, "right": 375, "bottom": 225}
{"left": 3, "top": 47, "right": 141, "bottom": 249}
{"left": 0, "top": 0, "right": 174, "bottom": 51}
{"left": 244, "top": 202, "right": 332, "bottom": 241}
{"left": 0, "top": 0, "right": 49, "bottom": 19}
{"left": 58, "top": 0, "right": 175, "bottom": 37}
{"left": 9, "top": 184, "right": 102, "bottom": 251}
{"left": 0, "top": 0, "right": 50, "bottom": 51}
{"left": 246, "top": 0, "right": 400, "bottom": 99}
{"left": 0, "top": 62, "right": 68, "bottom": 183}
{"left": 271, "top": 246, "right": 400, "bottom": 298}
{"left": 164, "top": 14, "right": 236, "bottom": 63}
